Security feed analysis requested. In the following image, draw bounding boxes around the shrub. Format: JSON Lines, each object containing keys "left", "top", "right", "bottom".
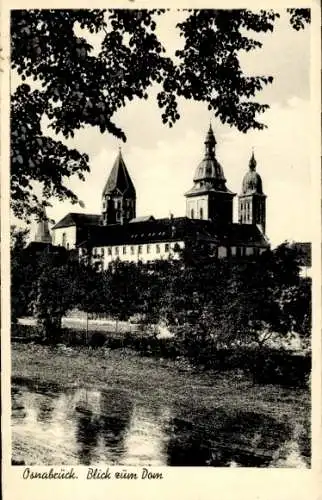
{"left": 89, "top": 331, "right": 107, "bottom": 348}
{"left": 250, "top": 348, "right": 311, "bottom": 387}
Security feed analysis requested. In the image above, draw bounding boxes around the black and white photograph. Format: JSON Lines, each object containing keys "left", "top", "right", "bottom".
{"left": 7, "top": 6, "right": 315, "bottom": 472}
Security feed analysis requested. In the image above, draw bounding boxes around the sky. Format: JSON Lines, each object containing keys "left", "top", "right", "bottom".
{"left": 13, "top": 9, "right": 312, "bottom": 248}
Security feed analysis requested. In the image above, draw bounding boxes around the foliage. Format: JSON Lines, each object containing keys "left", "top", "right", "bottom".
{"left": 11, "top": 234, "right": 311, "bottom": 355}
{"left": 156, "top": 242, "right": 311, "bottom": 353}
{"left": 234, "top": 243, "right": 310, "bottom": 346}
{"left": 72, "top": 263, "right": 105, "bottom": 316}
{"left": 287, "top": 8, "right": 311, "bottom": 30}
{"left": 11, "top": 226, "right": 32, "bottom": 321}
{"left": 33, "top": 260, "right": 80, "bottom": 342}
{"left": 11, "top": 8, "right": 310, "bottom": 219}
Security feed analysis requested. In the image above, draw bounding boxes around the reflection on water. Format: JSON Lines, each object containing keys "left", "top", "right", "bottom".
{"left": 12, "top": 383, "right": 310, "bottom": 467}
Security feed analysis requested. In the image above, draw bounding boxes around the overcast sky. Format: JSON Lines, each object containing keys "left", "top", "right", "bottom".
{"left": 15, "top": 9, "right": 311, "bottom": 248}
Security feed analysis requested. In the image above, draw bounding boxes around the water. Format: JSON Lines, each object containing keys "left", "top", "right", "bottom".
{"left": 12, "top": 383, "right": 310, "bottom": 467}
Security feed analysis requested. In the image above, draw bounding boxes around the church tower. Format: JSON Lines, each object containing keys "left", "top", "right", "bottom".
{"left": 35, "top": 207, "right": 52, "bottom": 244}
{"left": 185, "top": 125, "right": 235, "bottom": 224}
{"left": 102, "top": 148, "right": 136, "bottom": 225}
{"left": 238, "top": 151, "right": 266, "bottom": 234}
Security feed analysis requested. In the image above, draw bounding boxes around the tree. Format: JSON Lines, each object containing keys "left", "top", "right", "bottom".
{"left": 10, "top": 226, "right": 32, "bottom": 321}
{"left": 102, "top": 261, "right": 157, "bottom": 325}
{"left": 11, "top": 8, "right": 310, "bottom": 220}
{"left": 157, "top": 241, "right": 311, "bottom": 354}
{"left": 73, "top": 262, "right": 108, "bottom": 341}
{"left": 34, "top": 260, "right": 81, "bottom": 342}
{"left": 229, "top": 243, "right": 311, "bottom": 348}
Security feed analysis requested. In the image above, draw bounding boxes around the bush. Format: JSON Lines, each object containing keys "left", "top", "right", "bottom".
{"left": 11, "top": 323, "right": 311, "bottom": 386}
{"left": 176, "top": 322, "right": 311, "bottom": 385}
{"left": 250, "top": 348, "right": 311, "bottom": 387}
{"left": 89, "top": 331, "right": 107, "bottom": 348}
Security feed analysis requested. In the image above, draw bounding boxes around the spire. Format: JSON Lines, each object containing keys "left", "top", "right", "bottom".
{"left": 101, "top": 148, "right": 136, "bottom": 225}
{"left": 204, "top": 123, "right": 216, "bottom": 159}
{"left": 249, "top": 150, "right": 257, "bottom": 171}
{"left": 102, "top": 149, "right": 136, "bottom": 197}
{"left": 35, "top": 207, "right": 52, "bottom": 244}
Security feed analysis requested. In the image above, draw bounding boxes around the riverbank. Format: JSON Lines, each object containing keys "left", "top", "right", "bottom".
{"left": 12, "top": 342, "right": 311, "bottom": 466}
{"left": 11, "top": 342, "right": 310, "bottom": 412}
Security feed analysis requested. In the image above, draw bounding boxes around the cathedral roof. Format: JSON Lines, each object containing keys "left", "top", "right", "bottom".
{"left": 241, "top": 152, "right": 264, "bottom": 195}
{"left": 78, "top": 217, "right": 269, "bottom": 249}
{"left": 129, "top": 216, "right": 155, "bottom": 223}
{"left": 52, "top": 213, "right": 101, "bottom": 229}
{"left": 103, "top": 149, "right": 136, "bottom": 197}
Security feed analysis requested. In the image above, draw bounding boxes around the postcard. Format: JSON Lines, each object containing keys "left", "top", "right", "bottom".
{"left": 1, "top": 1, "right": 321, "bottom": 499}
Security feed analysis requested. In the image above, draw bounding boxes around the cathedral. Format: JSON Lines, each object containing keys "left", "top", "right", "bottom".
{"left": 48, "top": 125, "right": 269, "bottom": 267}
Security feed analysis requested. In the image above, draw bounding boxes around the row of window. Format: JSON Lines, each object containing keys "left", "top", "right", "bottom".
{"left": 115, "top": 211, "right": 132, "bottom": 222}
{"left": 131, "top": 231, "right": 167, "bottom": 239}
{"left": 190, "top": 207, "right": 204, "bottom": 219}
{"left": 103, "top": 199, "right": 135, "bottom": 210}
{"left": 90, "top": 244, "right": 261, "bottom": 259}
{"left": 92, "top": 242, "right": 172, "bottom": 258}
{"left": 240, "top": 200, "right": 252, "bottom": 223}
{"left": 240, "top": 204, "right": 265, "bottom": 224}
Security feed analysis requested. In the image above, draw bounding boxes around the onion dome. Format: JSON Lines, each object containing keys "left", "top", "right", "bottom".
{"left": 241, "top": 151, "right": 263, "bottom": 195}
{"left": 103, "top": 148, "right": 136, "bottom": 197}
{"left": 193, "top": 124, "right": 226, "bottom": 190}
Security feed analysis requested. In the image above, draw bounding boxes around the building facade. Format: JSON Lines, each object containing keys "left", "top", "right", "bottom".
{"left": 51, "top": 125, "right": 270, "bottom": 267}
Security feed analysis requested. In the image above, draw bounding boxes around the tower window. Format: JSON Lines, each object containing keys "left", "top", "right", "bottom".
{"left": 146, "top": 244, "right": 150, "bottom": 254}
{"left": 191, "top": 209, "right": 194, "bottom": 219}
{"left": 156, "top": 244, "right": 160, "bottom": 254}
{"left": 138, "top": 245, "right": 142, "bottom": 254}
{"left": 200, "top": 207, "right": 203, "bottom": 219}
{"left": 130, "top": 246, "right": 135, "bottom": 255}
{"left": 115, "top": 247, "right": 119, "bottom": 255}
{"left": 123, "top": 246, "right": 126, "bottom": 255}
{"left": 165, "top": 243, "right": 170, "bottom": 252}
{"left": 108, "top": 247, "right": 112, "bottom": 256}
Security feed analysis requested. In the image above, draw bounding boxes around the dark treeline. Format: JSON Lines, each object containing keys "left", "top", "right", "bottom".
{"left": 11, "top": 227, "right": 311, "bottom": 354}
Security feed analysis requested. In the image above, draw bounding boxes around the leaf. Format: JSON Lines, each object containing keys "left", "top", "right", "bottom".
{"left": 10, "top": 8, "right": 309, "bottom": 219}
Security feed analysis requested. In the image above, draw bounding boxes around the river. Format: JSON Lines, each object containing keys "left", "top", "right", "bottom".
{"left": 12, "top": 381, "right": 310, "bottom": 467}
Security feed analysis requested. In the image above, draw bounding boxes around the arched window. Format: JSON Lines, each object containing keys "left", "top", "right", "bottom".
{"left": 62, "top": 232, "right": 67, "bottom": 248}
{"left": 200, "top": 207, "right": 203, "bottom": 219}
{"left": 191, "top": 209, "right": 194, "bottom": 219}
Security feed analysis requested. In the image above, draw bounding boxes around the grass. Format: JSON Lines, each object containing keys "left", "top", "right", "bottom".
{"left": 12, "top": 342, "right": 310, "bottom": 427}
